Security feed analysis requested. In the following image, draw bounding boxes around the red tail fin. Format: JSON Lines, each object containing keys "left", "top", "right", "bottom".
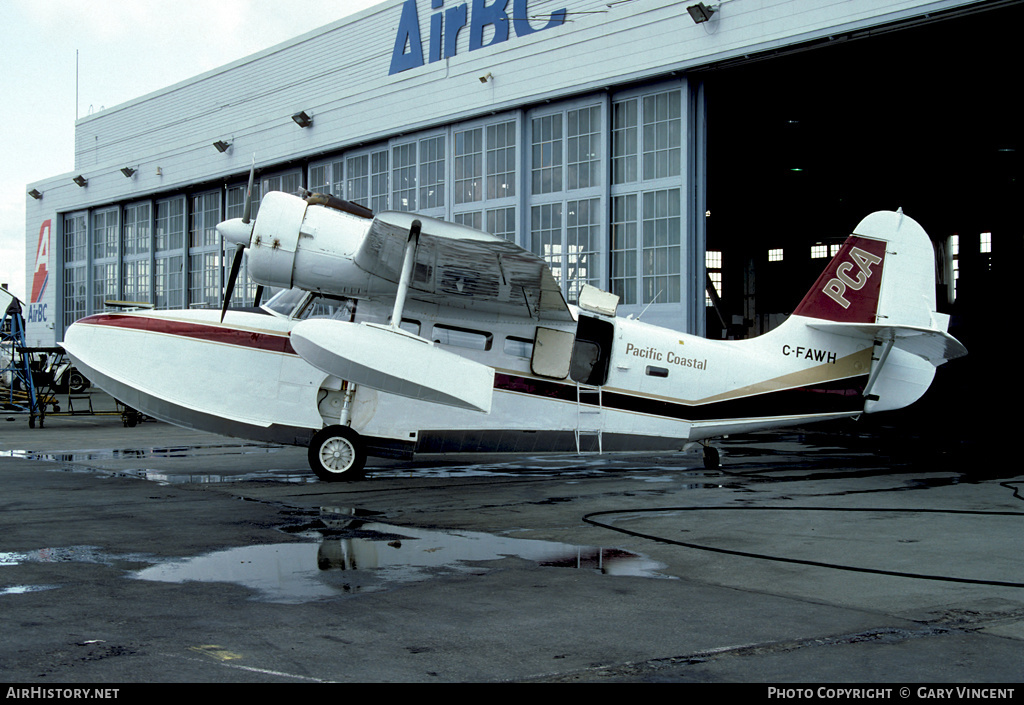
{"left": 793, "top": 235, "right": 887, "bottom": 323}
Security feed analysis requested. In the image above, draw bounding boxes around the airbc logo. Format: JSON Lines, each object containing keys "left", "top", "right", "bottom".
{"left": 30, "top": 219, "right": 50, "bottom": 304}
{"left": 389, "top": 0, "right": 567, "bottom": 75}
{"left": 822, "top": 246, "right": 883, "bottom": 309}
{"left": 27, "top": 219, "right": 51, "bottom": 325}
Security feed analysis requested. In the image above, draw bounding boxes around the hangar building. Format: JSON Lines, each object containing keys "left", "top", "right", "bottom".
{"left": 22, "top": 0, "right": 1020, "bottom": 395}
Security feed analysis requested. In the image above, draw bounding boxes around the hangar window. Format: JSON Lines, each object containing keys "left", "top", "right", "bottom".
{"left": 810, "top": 243, "right": 840, "bottom": 259}
{"left": 949, "top": 234, "right": 960, "bottom": 301}
{"left": 393, "top": 142, "right": 417, "bottom": 211}
{"left": 613, "top": 89, "right": 682, "bottom": 183}
{"left": 454, "top": 211, "right": 482, "bottom": 230}
{"left": 768, "top": 248, "right": 785, "bottom": 262}
{"left": 568, "top": 106, "right": 601, "bottom": 190}
{"left": 487, "top": 207, "right": 517, "bottom": 241}
{"left": 122, "top": 202, "right": 151, "bottom": 304}
{"left": 309, "top": 158, "right": 345, "bottom": 199}
{"left": 610, "top": 85, "right": 685, "bottom": 307}
{"left": 62, "top": 211, "right": 87, "bottom": 329}
{"left": 706, "top": 250, "right": 722, "bottom": 307}
{"left": 262, "top": 170, "right": 302, "bottom": 197}
{"left": 610, "top": 195, "right": 637, "bottom": 304}
{"left": 188, "top": 191, "right": 222, "bottom": 309}
{"left": 641, "top": 189, "right": 681, "bottom": 304}
{"left": 391, "top": 133, "right": 446, "bottom": 216}
{"left": 487, "top": 120, "right": 516, "bottom": 199}
{"left": 154, "top": 196, "right": 185, "bottom": 310}
{"left": 454, "top": 127, "right": 484, "bottom": 204}
{"left": 453, "top": 115, "right": 518, "bottom": 240}
{"left": 91, "top": 208, "right": 119, "bottom": 313}
{"left": 346, "top": 147, "right": 389, "bottom": 214}
{"left": 419, "top": 135, "right": 446, "bottom": 210}
{"left": 531, "top": 114, "right": 562, "bottom": 194}
{"left": 528, "top": 100, "right": 606, "bottom": 303}
{"left": 608, "top": 188, "right": 687, "bottom": 305}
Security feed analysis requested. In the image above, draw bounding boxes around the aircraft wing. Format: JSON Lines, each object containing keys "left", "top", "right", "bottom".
{"left": 356, "top": 211, "right": 573, "bottom": 322}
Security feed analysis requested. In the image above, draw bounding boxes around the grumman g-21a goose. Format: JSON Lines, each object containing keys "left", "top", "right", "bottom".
{"left": 62, "top": 168, "right": 966, "bottom": 481}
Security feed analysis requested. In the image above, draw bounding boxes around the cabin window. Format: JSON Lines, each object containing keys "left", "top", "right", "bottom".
{"left": 504, "top": 336, "right": 534, "bottom": 358}
{"left": 645, "top": 366, "right": 669, "bottom": 378}
{"left": 433, "top": 324, "right": 493, "bottom": 351}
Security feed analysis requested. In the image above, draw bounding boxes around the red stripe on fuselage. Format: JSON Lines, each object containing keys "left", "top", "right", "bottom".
{"left": 78, "top": 314, "right": 297, "bottom": 355}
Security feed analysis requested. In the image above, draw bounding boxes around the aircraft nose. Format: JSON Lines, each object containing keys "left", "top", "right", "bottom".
{"left": 217, "top": 217, "right": 252, "bottom": 248}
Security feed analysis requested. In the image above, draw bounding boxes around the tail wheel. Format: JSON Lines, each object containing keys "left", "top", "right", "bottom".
{"left": 308, "top": 425, "right": 367, "bottom": 482}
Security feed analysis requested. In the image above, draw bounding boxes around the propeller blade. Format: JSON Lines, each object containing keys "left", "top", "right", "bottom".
{"left": 253, "top": 285, "right": 264, "bottom": 308}
{"left": 241, "top": 158, "right": 255, "bottom": 224}
{"left": 221, "top": 243, "right": 245, "bottom": 322}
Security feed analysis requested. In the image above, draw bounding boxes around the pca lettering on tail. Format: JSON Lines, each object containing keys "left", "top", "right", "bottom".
{"left": 823, "top": 246, "right": 883, "bottom": 309}
{"left": 793, "top": 235, "right": 887, "bottom": 323}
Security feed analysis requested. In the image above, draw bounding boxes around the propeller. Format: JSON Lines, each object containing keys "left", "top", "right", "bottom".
{"left": 218, "top": 159, "right": 256, "bottom": 322}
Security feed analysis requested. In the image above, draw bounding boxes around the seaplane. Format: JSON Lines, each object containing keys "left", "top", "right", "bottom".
{"left": 62, "top": 166, "right": 966, "bottom": 481}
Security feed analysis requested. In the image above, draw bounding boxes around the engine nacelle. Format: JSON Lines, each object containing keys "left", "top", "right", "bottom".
{"left": 247, "top": 191, "right": 375, "bottom": 296}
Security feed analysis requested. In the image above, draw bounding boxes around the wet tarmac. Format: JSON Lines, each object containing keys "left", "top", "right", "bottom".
{"left": 1, "top": 392, "right": 1022, "bottom": 684}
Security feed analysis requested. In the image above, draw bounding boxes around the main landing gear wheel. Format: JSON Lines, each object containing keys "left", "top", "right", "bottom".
{"left": 702, "top": 445, "right": 721, "bottom": 470}
{"left": 308, "top": 425, "right": 367, "bottom": 482}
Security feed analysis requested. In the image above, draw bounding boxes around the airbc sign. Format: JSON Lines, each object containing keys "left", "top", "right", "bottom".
{"left": 389, "top": 0, "right": 567, "bottom": 75}
{"left": 27, "top": 219, "right": 51, "bottom": 325}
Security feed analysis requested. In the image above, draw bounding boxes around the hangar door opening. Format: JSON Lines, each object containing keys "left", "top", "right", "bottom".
{"left": 703, "top": 2, "right": 1021, "bottom": 345}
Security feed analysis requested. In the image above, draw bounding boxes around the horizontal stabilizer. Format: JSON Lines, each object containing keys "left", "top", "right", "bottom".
{"left": 804, "top": 320, "right": 967, "bottom": 366}
{"left": 291, "top": 319, "right": 494, "bottom": 413}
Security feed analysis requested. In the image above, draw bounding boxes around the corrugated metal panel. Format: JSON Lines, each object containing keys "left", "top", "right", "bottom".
{"left": 68, "top": 0, "right": 984, "bottom": 197}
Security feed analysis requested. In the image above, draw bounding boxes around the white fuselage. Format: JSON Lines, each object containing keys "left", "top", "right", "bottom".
{"left": 63, "top": 289, "right": 887, "bottom": 459}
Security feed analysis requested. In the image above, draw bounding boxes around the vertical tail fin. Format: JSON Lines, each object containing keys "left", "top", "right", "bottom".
{"left": 788, "top": 210, "right": 966, "bottom": 413}
{"left": 794, "top": 209, "right": 945, "bottom": 329}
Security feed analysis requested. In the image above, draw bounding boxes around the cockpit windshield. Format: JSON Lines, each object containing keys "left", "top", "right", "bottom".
{"left": 261, "top": 288, "right": 355, "bottom": 321}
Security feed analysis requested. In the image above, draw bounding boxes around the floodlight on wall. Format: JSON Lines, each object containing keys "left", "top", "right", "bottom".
{"left": 479, "top": 72, "right": 493, "bottom": 83}
{"left": 291, "top": 111, "right": 313, "bottom": 128}
{"left": 121, "top": 167, "right": 137, "bottom": 177}
{"left": 687, "top": 2, "right": 715, "bottom": 23}
{"left": 213, "top": 140, "right": 232, "bottom": 153}
{"left": 73, "top": 175, "right": 88, "bottom": 187}
{"left": 28, "top": 189, "right": 42, "bottom": 200}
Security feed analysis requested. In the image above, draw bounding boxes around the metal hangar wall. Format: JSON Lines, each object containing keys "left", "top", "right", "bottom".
{"left": 23, "top": 0, "right": 1006, "bottom": 356}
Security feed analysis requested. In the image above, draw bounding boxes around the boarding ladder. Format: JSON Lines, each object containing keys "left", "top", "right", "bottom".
{"left": 575, "top": 382, "right": 604, "bottom": 454}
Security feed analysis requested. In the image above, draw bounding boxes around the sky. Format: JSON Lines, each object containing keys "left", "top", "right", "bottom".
{"left": 0, "top": 0, "right": 384, "bottom": 302}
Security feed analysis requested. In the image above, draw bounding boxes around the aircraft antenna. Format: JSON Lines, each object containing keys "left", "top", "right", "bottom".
{"left": 636, "top": 290, "right": 662, "bottom": 320}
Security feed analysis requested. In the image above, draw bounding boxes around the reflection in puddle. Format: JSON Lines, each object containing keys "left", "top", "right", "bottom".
{"left": 5, "top": 444, "right": 714, "bottom": 484}
{"left": 1, "top": 445, "right": 315, "bottom": 484}
{"left": 1, "top": 443, "right": 285, "bottom": 463}
{"left": 1, "top": 585, "right": 58, "bottom": 596}
{"left": 132, "top": 520, "right": 671, "bottom": 604}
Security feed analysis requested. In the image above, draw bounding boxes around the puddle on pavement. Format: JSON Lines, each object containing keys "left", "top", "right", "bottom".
{"left": 130, "top": 516, "right": 671, "bottom": 603}
{"left": 3, "top": 444, "right": 713, "bottom": 484}
{"left": 1, "top": 513, "right": 670, "bottom": 604}
{"left": 1, "top": 443, "right": 286, "bottom": 463}
{"left": 1, "top": 444, "right": 316, "bottom": 484}
{"left": 0, "top": 585, "right": 59, "bottom": 596}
